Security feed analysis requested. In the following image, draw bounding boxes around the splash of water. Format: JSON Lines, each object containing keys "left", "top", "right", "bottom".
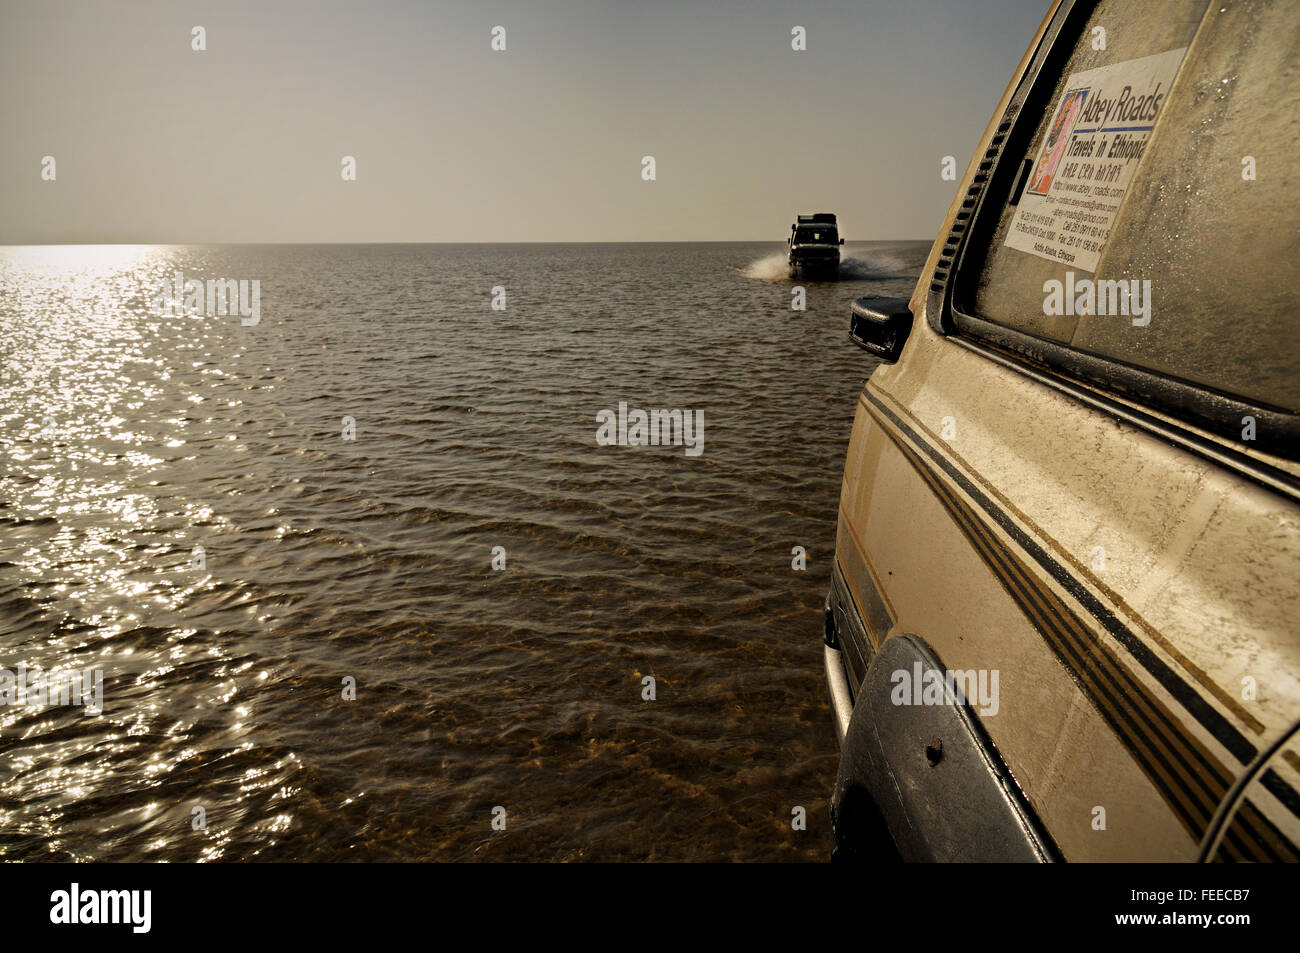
{"left": 740, "top": 249, "right": 905, "bottom": 282}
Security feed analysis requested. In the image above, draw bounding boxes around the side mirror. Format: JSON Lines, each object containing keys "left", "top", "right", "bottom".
{"left": 839, "top": 238, "right": 845, "bottom": 245}
{"left": 849, "top": 297, "right": 913, "bottom": 363}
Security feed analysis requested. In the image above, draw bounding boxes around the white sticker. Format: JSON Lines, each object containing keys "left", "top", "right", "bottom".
{"left": 1004, "top": 47, "right": 1188, "bottom": 272}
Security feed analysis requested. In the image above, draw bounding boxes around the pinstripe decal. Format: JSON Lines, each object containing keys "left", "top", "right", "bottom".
{"left": 855, "top": 387, "right": 1299, "bottom": 860}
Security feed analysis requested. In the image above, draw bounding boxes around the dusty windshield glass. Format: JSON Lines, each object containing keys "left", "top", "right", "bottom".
{"left": 795, "top": 227, "right": 836, "bottom": 244}
{"left": 962, "top": 0, "right": 1300, "bottom": 415}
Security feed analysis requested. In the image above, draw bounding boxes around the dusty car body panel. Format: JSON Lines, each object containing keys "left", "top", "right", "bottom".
{"left": 827, "top": 0, "right": 1300, "bottom": 862}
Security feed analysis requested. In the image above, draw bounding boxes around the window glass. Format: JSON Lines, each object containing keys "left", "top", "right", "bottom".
{"left": 795, "top": 227, "right": 836, "bottom": 243}
{"left": 963, "top": 0, "right": 1300, "bottom": 414}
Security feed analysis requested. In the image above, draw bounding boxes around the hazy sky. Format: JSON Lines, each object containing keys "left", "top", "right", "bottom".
{"left": 0, "top": 0, "right": 1048, "bottom": 243}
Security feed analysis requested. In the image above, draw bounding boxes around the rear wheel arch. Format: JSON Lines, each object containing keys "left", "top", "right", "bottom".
{"left": 832, "top": 632, "right": 1060, "bottom": 862}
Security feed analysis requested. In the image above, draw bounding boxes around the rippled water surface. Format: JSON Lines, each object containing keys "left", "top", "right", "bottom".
{"left": 0, "top": 241, "right": 927, "bottom": 861}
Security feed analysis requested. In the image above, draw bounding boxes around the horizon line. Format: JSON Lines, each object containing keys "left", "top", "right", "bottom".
{"left": 0, "top": 238, "right": 935, "bottom": 248}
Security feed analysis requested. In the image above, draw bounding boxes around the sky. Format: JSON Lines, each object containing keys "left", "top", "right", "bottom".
{"left": 0, "top": 0, "right": 1050, "bottom": 243}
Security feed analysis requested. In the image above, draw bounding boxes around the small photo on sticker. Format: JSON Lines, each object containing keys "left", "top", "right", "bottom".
{"left": 1028, "top": 87, "right": 1089, "bottom": 196}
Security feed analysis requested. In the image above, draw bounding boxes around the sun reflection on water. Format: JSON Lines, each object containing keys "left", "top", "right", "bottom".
{"left": 1, "top": 245, "right": 296, "bottom": 861}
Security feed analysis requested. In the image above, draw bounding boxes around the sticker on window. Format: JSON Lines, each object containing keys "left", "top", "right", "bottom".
{"left": 1004, "top": 47, "right": 1188, "bottom": 272}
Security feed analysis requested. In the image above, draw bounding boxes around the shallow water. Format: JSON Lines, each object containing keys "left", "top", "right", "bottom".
{"left": 0, "top": 240, "right": 928, "bottom": 861}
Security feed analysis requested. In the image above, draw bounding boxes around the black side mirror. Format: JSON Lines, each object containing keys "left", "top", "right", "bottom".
{"left": 839, "top": 238, "right": 845, "bottom": 245}
{"left": 849, "top": 297, "right": 913, "bottom": 363}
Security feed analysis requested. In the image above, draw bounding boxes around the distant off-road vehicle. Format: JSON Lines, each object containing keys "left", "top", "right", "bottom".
{"left": 824, "top": 0, "right": 1300, "bottom": 862}
{"left": 788, "top": 213, "right": 843, "bottom": 279}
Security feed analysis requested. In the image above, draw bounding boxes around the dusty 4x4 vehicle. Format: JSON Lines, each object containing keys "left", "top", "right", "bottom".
{"left": 824, "top": 0, "right": 1300, "bottom": 862}
{"left": 788, "top": 213, "right": 843, "bottom": 279}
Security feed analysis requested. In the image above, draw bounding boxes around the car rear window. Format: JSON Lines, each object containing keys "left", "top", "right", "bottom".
{"left": 961, "top": 0, "right": 1300, "bottom": 416}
